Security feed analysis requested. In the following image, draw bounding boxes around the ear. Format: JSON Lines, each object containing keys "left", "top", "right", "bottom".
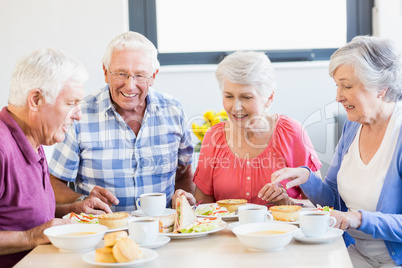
{"left": 103, "top": 65, "right": 109, "bottom": 84}
{"left": 265, "top": 91, "right": 275, "bottom": 108}
{"left": 148, "top": 69, "right": 159, "bottom": 87}
{"left": 27, "top": 89, "right": 42, "bottom": 111}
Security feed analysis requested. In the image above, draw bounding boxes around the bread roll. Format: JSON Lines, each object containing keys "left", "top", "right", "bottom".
{"left": 95, "top": 247, "right": 117, "bottom": 263}
{"left": 112, "top": 237, "right": 143, "bottom": 263}
{"left": 216, "top": 199, "right": 247, "bottom": 213}
{"left": 269, "top": 205, "right": 302, "bottom": 222}
{"left": 104, "top": 231, "right": 128, "bottom": 247}
{"left": 98, "top": 212, "right": 130, "bottom": 229}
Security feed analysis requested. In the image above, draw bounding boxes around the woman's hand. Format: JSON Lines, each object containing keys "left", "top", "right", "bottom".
{"left": 331, "top": 210, "right": 362, "bottom": 230}
{"left": 271, "top": 167, "right": 310, "bottom": 189}
{"left": 171, "top": 189, "right": 196, "bottom": 208}
{"left": 258, "top": 183, "right": 289, "bottom": 205}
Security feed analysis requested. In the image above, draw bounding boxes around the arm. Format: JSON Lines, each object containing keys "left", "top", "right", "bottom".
{"left": 194, "top": 187, "right": 216, "bottom": 204}
{"left": 174, "top": 163, "right": 195, "bottom": 194}
{"left": 50, "top": 174, "right": 118, "bottom": 215}
{"left": 50, "top": 174, "right": 80, "bottom": 204}
{"left": 0, "top": 219, "right": 73, "bottom": 256}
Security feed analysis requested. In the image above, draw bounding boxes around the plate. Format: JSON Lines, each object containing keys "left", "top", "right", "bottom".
{"left": 132, "top": 208, "right": 175, "bottom": 217}
{"left": 161, "top": 221, "right": 227, "bottom": 239}
{"left": 138, "top": 235, "right": 170, "bottom": 249}
{"left": 63, "top": 213, "right": 134, "bottom": 233}
{"left": 271, "top": 218, "right": 299, "bottom": 225}
{"left": 293, "top": 228, "right": 344, "bottom": 244}
{"left": 195, "top": 203, "right": 238, "bottom": 221}
{"left": 82, "top": 247, "right": 157, "bottom": 267}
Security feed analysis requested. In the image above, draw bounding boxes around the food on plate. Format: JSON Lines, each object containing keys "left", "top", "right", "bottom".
{"left": 64, "top": 212, "right": 98, "bottom": 224}
{"left": 179, "top": 217, "right": 222, "bottom": 233}
{"left": 153, "top": 214, "right": 175, "bottom": 233}
{"left": 95, "top": 236, "right": 142, "bottom": 263}
{"left": 216, "top": 199, "right": 247, "bottom": 213}
{"left": 315, "top": 205, "right": 334, "bottom": 212}
{"left": 98, "top": 212, "right": 130, "bottom": 229}
{"left": 195, "top": 203, "right": 234, "bottom": 217}
{"left": 173, "top": 195, "right": 197, "bottom": 233}
{"left": 104, "top": 231, "right": 128, "bottom": 247}
{"left": 112, "top": 237, "right": 143, "bottom": 263}
{"left": 269, "top": 205, "right": 302, "bottom": 222}
{"left": 95, "top": 247, "right": 117, "bottom": 263}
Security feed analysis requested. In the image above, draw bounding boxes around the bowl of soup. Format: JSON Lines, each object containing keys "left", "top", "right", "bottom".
{"left": 232, "top": 222, "right": 299, "bottom": 251}
{"left": 44, "top": 224, "right": 108, "bottom": 252}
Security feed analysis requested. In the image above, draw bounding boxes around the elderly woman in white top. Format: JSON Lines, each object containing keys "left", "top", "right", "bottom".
{"left": 272, "top": 36, "right": 402, "bottom": 267}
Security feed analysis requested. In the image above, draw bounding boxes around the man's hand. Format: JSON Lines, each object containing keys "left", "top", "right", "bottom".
{"left": 89, "top": 185, "right": 119, "bottom": 207}
{"left": 171, "top": 189, "right": 196, "bottom": 208}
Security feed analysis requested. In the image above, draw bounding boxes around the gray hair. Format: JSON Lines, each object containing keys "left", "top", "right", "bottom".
{"left": 215, "top": 51, "right": 277, "bottom": 99}
{"left": 329, "top": 35, "right": 402, "bottom": 102}
{"left": 8, "top": 48, "right": 88, "bottom": 107}
{"left": 102, "top": 31, "right": 160, "bottom": 73}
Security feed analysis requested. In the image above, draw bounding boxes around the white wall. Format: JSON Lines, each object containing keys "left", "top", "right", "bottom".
{"left": 1, "top": 0, "right": 348, "bottom": 176}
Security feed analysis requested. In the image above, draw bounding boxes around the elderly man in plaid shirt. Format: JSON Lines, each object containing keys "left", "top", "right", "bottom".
{"left": 48, "top": 31, "right": 195, "bottom": 213}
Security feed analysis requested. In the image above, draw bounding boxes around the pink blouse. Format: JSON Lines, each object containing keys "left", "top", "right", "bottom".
{"left": 193, "top": 115, "right": 321, "bottom": 205}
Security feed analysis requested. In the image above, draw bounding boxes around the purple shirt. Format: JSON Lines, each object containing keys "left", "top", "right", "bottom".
{"left": 0, "top": 107, "right": 56, "bottom": 266}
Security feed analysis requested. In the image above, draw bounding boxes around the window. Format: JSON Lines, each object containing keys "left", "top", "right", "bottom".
{"left": 129, "top": 0, "right": 373, "bottom": 65}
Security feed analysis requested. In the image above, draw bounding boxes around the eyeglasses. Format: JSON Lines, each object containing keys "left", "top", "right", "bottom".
{"left": 109, "top": 71, "right": 152, "bottom": 84}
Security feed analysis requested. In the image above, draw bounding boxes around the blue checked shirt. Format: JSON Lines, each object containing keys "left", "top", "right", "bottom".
{"left": 49, "top": 86, "right": 193, "bottom": 212}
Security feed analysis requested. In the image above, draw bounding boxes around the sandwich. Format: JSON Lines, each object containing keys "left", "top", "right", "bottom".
{"left": 153, "top": 214, "right": 175, "bottom": 233}
{"left": 173, "top": 195, "right": 196, "bottom": 233}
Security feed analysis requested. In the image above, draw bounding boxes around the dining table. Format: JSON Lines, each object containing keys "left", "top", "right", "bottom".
{"left": 15, "top": 200, "right": 353, "bottom": 268}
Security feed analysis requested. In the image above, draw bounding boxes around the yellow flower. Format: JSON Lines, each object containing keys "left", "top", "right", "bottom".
{"left": 192, "top": 110, "right": 228, "bottom": 145}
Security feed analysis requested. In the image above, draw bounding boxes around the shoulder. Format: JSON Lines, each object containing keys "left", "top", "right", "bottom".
{"left": 149, "top": 88, "right": 184, "bottom": 109}
{"left": 203, "top": 122, "right": 226, "bottom": 143}
{"left": 275, "top": 114, "right": 303, "bottom": 134}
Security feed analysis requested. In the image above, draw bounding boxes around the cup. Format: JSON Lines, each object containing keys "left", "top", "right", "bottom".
{"left": 136, "top": 193, "right": 166, "bottom": 216}
{"left": 238, "top": 205, "right": 273, "bottom": 225}
{"left": 299, "top": 210, "right": 337, "bottom": 237}
{"left": 128, "top": 217, "right": 159, "bottom": 244}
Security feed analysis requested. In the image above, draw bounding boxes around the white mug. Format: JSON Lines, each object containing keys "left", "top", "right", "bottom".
{"left": 136, "top": 193, "right": 166, "bottom": 216}
{"left": 238, "top": 205, "right": 273, "bottom": 225}
{"left": 299, "top": 210, "right": 337, "bottom": 237}
{"left": 128, "top": 217, "right": 159, "bottom": 244}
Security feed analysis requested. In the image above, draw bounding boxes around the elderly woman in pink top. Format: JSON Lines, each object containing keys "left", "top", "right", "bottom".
{"left": 175, "top": 51, "right": 321, "bottom": 206}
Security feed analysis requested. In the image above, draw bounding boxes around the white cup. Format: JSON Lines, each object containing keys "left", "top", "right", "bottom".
{"left": 136, "top": 193, "right": 166, "bottom": 216}
{"left": 299, "top": 210, "right": 337, "bottom": 237}
{"left": 128, "top": 217, "right": 159, "bottom": 244}
{"left": 238, "top": 205, "right": 273, "bottom": 225}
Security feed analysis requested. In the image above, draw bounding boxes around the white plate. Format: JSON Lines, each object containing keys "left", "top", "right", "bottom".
{"left": 161, "top": 221, "right": 227, "bottom": 239}
{"left": 293, "top": 228, "right": 344, "bottom": 244}
{"left": 63, "top": 213, "right": 134, "bottom": 233}
{"left": 195, "top": 203, "right": 238, "bottom": 221}
{"left": 82, "top": 247, "right": 157, "bottom": 267}
{"left": 138, "top": 235, "right": 170, "bottom": 249}
{"left": 132, "top": 208, "right": 175, "bottom": 217}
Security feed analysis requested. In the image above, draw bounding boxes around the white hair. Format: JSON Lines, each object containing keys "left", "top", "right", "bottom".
{"left": 8, "top": 48, "right": 88, "bottom": 106}
{"left": 215, "top": 51, "right": 277, "bottom": 99}
{"left": 102, "top": 31, "right": 160, "bottom": 73}
{"left": 329, "top": 35, "right": 402, "bottom": 102}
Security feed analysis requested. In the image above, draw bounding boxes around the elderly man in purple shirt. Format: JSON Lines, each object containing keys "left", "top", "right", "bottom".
{"left": 0, "top": 48, "right": 112, "bottom": 267}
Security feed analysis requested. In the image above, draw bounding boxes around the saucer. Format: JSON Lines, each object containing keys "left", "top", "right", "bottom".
{"left": 132, "top": 208, "right": 175, "bottom": 217}
{"left": 227, "top": 222, "right": 240, "bottom": 231}
{"left": 293, "top": 228, "right": 344, "bottom": 244}
{"left": 138, "top": 235, "right": 171, "bottom": 249}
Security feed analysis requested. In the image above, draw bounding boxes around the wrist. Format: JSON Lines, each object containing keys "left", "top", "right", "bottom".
{"left": 76, "top": 195, "right": 87, "bottom": 202}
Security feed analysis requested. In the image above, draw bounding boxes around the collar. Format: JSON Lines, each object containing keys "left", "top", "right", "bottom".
{"left": 0, "top": 107, "right": 43, "bottom": 164}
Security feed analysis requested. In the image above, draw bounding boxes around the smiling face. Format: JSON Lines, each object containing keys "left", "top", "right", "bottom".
{"left": 104, "top": 49, "right": 156, "bottom": 117}
{"left": 222, "top": 80, "right": 269, "bottom": 129}
{"left": 333, "top": 64, "right": 381, "bottom": 125}
{"left": 38, "top": 80, "right": 84, "bottom": 145}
